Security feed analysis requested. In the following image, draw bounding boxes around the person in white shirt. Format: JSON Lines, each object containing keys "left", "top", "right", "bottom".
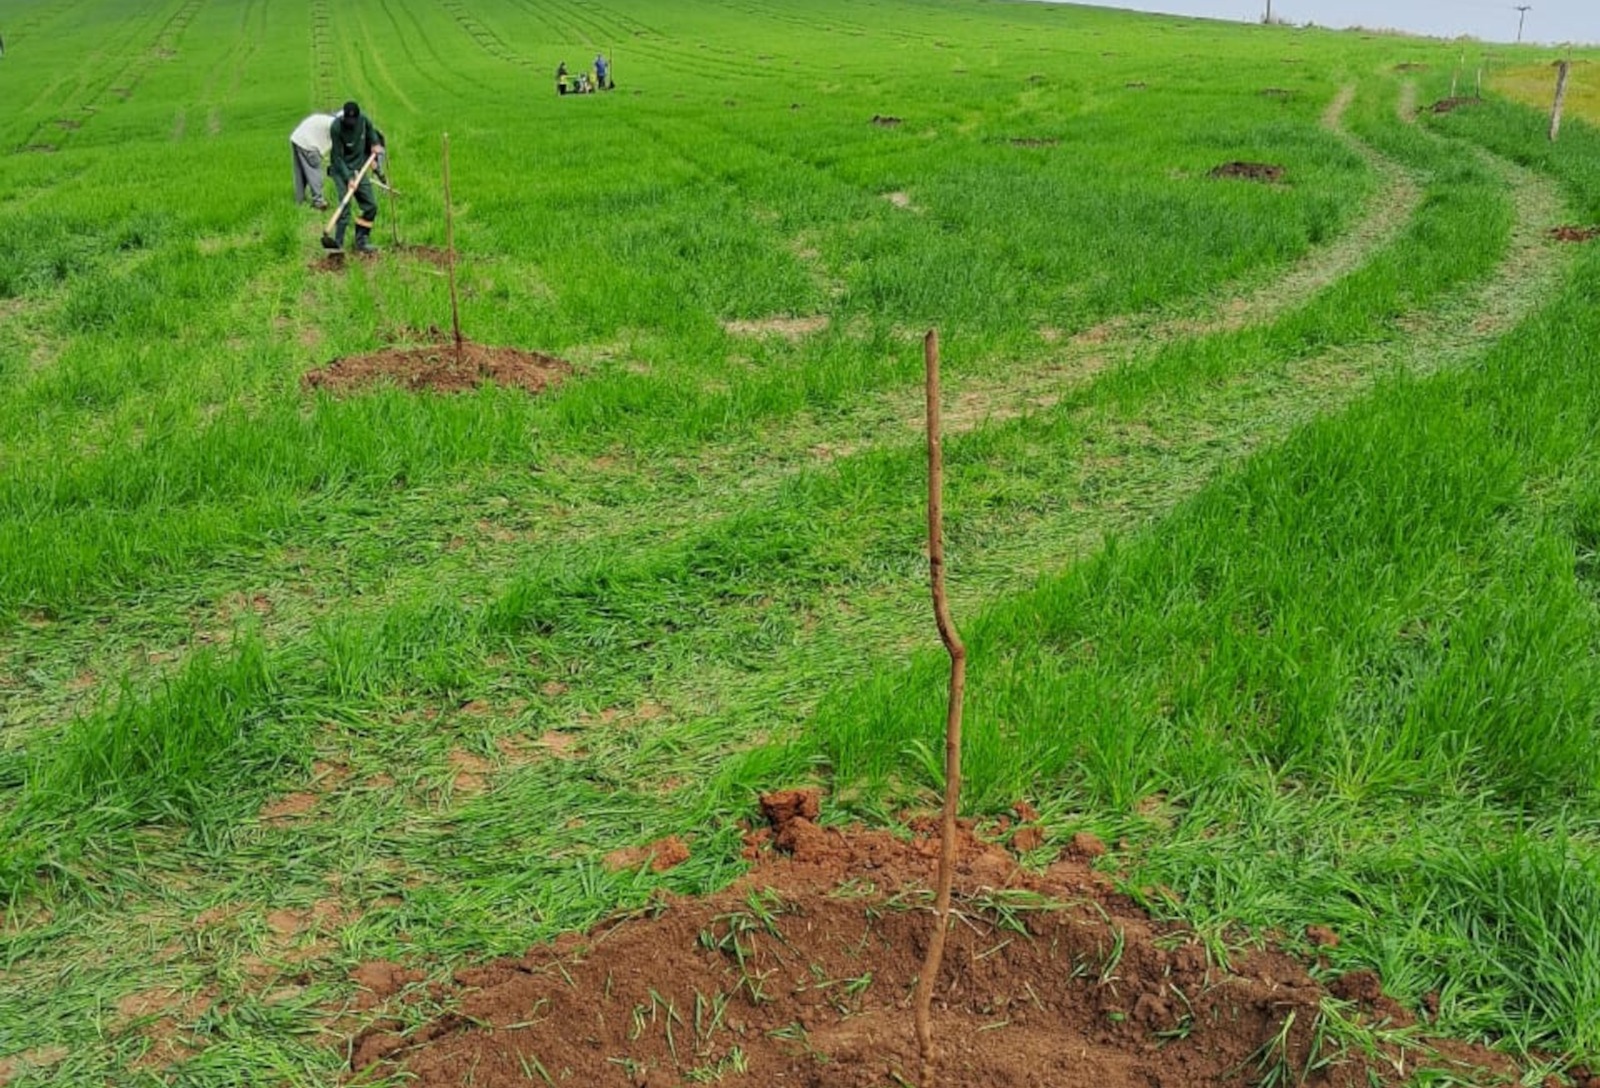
{"left": 290, "top": 112, "right": 336, "bottom": 210}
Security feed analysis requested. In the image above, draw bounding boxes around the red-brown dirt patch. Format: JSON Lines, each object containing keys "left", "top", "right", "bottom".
{"left": 1550, "top": 225, "right": 1600, "bottom": 242}
{"left": 602, "top": 835, "right": 692, "bottom": 874}
{"left": 301, "top": 342, "right": 571, "bottom": 397}
{"left": 259, "top": 791, "right": 318, "bottom": 826}
{"left": 1429, "top": 96, "right": 1482, "bottom": 114}
{"left": 355, "top": 797, "right": 1514, "bottom": 1088}
{"left": 1209, "top": 161, "right": 1286, "bottom": 183}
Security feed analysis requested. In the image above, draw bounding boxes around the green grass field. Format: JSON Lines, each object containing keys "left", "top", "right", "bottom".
{"left": 3, "top": 0, "right": 1600, "bottom": 1083}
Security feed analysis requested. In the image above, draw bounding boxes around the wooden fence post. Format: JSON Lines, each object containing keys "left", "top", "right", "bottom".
{"left": 1550, "top": 61, "right": 1571, "bottom": 142}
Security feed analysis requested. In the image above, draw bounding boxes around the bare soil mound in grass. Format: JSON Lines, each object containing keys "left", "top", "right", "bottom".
{"left": 1395, "top": 62, "right": 1429, "bottom": 72}
{"left": 1551, "top": 225, "right": 1600, "bottom": 242}
{"left": 352, "top": 791, "right": 1513, "bottom": 1088}
{"left": 1209, "top": 161, "right": 1286, "bottom": 183}
{"left": 310, "top": 244, "right": 454, "bottom": 274}
{"left": 302, "top": 342, "right": 570, "bottom": 396}
{"left": 1429, "top": 97, "right": 1481, "bottom": 114}
{"left": 870, "top": 114, "right": 903, "bottom": 127}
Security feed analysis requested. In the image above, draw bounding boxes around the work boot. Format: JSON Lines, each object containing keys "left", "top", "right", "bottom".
{"left": 312, "top": 196, "right": 329, "bottom": 211}
{"left": 354, "top": 227, "right": 379, "bottom": 255}
{"left": 332, "top": 221, "right": 349, "bottom": 250}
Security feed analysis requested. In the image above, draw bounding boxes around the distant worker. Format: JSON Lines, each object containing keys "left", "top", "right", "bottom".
{"left": 556, "top": 60, "right": 569, "bottom": 95}
{"left": 595, "top": 53, "right": 609, "bottom": 89}
{"left": 289, "top": 110, "right": 335, "bottom": 210}
{"left": 327, "top": 100, "right": 386, "bottom": 253}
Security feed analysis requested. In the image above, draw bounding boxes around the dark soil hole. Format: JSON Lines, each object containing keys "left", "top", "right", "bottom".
{"left": 870, "top": 114, "right": 903, "bottom": 127}
{"left": 1209, "top": 161, "right": 1286, "bottom": 183}
{"left": 1261, "top": 87, "right": 1293, "bottom": 97}
{"left": 1125, "top": 80, "right": 1147, "bottom": 89}
{"left": 1009, "top": 136, "right": 1059, "bottom": 147}
{"left": 20, "top": 144, "right": 58, "bottom": 154}
{"left": 350, "top": 800, "right": 1518, "bottom": 1088}
{"left": 1550, "top": 225, "right": 1600, "bottom": 243}
{"left": 1395, "top": 62, "right": 1429, "bottom": 72}
{"left": 1429, "top": 97, "right": 1482, "bottom": 114}
{"left": 302, "top": 342, "right": 571, "bottom": 396}
{"left": 54, "top": 119, "right": 82, "bottom": 130}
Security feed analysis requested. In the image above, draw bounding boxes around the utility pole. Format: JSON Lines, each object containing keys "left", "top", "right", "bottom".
{"left": 1515, "top": 5, "right": 1531, "bottom": 44}
{"left": 1264, "top": 0, "right": 1272, "bottom": 24}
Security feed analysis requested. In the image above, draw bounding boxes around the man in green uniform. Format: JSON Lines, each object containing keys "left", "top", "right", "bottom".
{"left": 327, "top": 100, "right": 387, "bottom": 253}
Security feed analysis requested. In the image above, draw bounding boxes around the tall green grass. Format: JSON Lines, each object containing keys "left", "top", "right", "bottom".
{"left": 782, "top": 104, "right": 1600, "bottom": 1059}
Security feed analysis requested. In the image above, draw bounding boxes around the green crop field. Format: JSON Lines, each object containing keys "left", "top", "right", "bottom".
{"left": 3, "top": 0, "right": 1600, "bottom": 1083}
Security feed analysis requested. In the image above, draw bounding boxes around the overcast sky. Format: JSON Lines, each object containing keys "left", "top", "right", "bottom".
{"left": 1043, "top": 0, "right": 1594, "bottom": 45}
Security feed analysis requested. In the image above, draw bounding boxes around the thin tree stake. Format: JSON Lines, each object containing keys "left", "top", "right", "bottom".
{"left": 913, "top": 327, "right": 967, "bottom": 1088}
{"left": 441, "top": 131, "right": 465, "bottom": 369}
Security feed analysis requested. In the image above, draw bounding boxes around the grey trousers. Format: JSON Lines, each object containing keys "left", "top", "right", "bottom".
{"left": 292, "top": 143, "right": 326, "bottom": 205}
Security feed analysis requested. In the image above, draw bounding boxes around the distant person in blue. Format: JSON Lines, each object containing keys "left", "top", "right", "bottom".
{"left": 595, "top": 53, "right": 610, "bottom": 90}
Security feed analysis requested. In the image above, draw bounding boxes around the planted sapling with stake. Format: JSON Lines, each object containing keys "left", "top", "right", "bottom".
{"left": 912, "top": 327, "right": 968, "bottom": 1087}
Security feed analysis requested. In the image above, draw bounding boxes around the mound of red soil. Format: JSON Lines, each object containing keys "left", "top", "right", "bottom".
{"left": 870, "top": 114, "right": 903, "bottom": 127}
{"left": 1430, "top": 97, "right": 1482, "bottom": 114}
{"left": 350, "top": 795, "right": 1514, "bottom": 1088}
{"left": 1209, "top": 161, "right": 1286, "bottom": 183}
{"left": 302, "top": 342, "right": 571, "bottom": 396}
{"left": 1550, "top": 225, "right": 1600, "bottom": 242}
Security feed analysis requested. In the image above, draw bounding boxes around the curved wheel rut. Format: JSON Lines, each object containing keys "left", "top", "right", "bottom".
{"left": 0, "top": 80, "right": 1584, "bottom": 1088}
{"left": 1, "top": 86, "right": 1574, "bottom": 747}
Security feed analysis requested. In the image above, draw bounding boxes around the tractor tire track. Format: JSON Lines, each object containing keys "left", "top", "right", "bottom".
{"left": 6, "top": 0, "right": 179, "bottom": 150}
{"left": 12, "top": 85, "right": 1571, "bottom": 731}
{"left": 376, "top": 0, "right": 490, "bottom": 105}
{"left": 310, "top": 0, "right": 337, "bottom": 107}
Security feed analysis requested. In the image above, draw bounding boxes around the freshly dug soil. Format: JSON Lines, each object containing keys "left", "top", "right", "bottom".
{"left": 302, "top": 342, "right": 570, "bottom": 396}
{"left": 870, "top": 114, "right": 903, "bottom": 127}
{"left": 350, "top": 792, "right": 1514, "bottom": 1088}
{"left": 1394, "top": 62, "right": 1429, "bottom": 72}
{"left": 1209, "top": 161, "right": 1286, "bottom": 183}
{"left": 1550, "top": 225, "right": 1600, "bottom": 243}
{"left": 309, "top": 244, "right": 454, "bottom": 274}
{"left": 1430, "top": 97, "right": 1481, "bottom": 114}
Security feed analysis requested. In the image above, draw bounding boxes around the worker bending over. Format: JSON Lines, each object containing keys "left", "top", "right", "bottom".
{"left": 328, "top": 100, "right": 387, "bottom": 253}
